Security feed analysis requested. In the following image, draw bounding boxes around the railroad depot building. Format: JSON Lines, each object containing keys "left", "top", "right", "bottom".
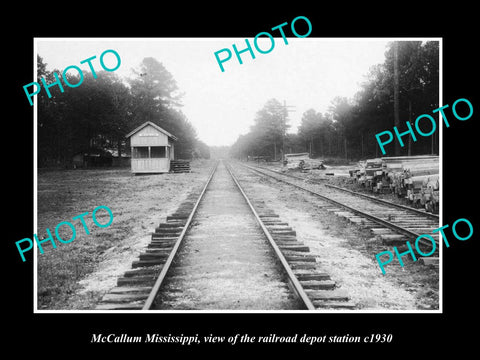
{"left": 126, "top": 121, "right": 177, "bottom": 174}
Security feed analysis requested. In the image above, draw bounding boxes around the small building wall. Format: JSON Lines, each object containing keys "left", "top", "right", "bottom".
{"left": 112, "top": 156, "right": 131, "bottom": 168}
{"left": 126, "top": 122, "right": 176, "bottom": 174}
{"left": 130, "top": 123, "right": 169, "bottom": 147}
{"left": 72, "top": 150, "right": 113, "bottom": 169}
{"left": 131, "top": 158, "right": 170, "bottom": 173}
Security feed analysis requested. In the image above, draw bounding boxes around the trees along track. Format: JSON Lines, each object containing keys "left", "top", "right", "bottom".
{"left": 95, "top": 160, "right": 355, "bottom": 311}
{"left": 239, "top": 162, "right": 440, "bottom": 261}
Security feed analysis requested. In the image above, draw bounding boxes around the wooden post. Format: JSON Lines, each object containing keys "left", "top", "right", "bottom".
{"left": 408, "top": 99, "right": 412, "bottom": 156}
{"left": 282, "top": 100, "right": 286, "bottom": 162}
{"left": 117, "top": 137, "right": 122, "bottom": 165}
{"left": 393, "top": 41, "right": 401, "bottom": 156}
{"left": 361, "top": 133, "right": 364, "bottom": 158}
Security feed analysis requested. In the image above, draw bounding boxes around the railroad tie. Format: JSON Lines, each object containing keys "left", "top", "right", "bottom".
{"left": 242, "top": 163, "right": 439, "bottom": 269}
{"left": 95, "top": 191, "right": 201, "bottom": 310}
{"left": 253, "top": 202, "right": 356, "bottom": 310}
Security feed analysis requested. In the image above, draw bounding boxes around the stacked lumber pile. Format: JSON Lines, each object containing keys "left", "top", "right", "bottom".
{"left": 283, "top": 153, "right": 325, "bottom": 170}
{"left": 170, "top": 160, "right": 191, "bottom": 173}
{"left": 419, "top": 175, "right": 439, "bottom": 213}
{"left": 247, "top": 155, "right": 272, "bottom": 162}
{"left": 349, "top": 155, "right": 439, "bottom": 213}
{"left": 350, "top": 158, "right": 382, "bottom": 188}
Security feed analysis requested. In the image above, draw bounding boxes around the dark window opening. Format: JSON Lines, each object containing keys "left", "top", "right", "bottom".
{"left": 151, "top": 146, "right": 167, "bottom": 158}
{"left": 132, "top": 147, "right": 149, "bottom": 159}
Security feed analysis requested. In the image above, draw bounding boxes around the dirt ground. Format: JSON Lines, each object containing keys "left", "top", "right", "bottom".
{"left": 231, "top": 162, "right": 439, "bottom": 311}
{"left": 257, "top": 160, "right": 423, "bottom": 208}
{"left": 156, "top": 162, "right": 300, "bottom": 310}
{"left": 36, "top": 159, "right": 214, "bottom": 310}
{"left": 37, "top": 158, "right": 438, "bottom": 311}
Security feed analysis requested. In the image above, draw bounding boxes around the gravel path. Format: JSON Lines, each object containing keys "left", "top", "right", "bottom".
{"left": 231, "top": 163, "right": 438, "bottom": 311}
{"left": 37, "top": 161, "right": 213, "bottom": 310}
{"left": 155, "top": 162, "right": 300, "bottom": 310}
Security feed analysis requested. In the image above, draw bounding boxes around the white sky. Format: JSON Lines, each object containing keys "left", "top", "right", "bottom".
{"left": 36, "top": 38, "right": 392, "bottom": 146}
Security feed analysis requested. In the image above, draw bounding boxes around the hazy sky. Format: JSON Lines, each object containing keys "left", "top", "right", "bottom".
{"left": 36, "top": 38, "right": 392, "bottom": 146}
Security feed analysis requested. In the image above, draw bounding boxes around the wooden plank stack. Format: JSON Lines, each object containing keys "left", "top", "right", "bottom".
{"left": 350, "top": 158, "right": 382, "bottom": 188}
{"left": 283, "top": 153, "right": 325, "bottom": 170}
{"left": 349, "top": 155, "right": 439, "bottom": 213}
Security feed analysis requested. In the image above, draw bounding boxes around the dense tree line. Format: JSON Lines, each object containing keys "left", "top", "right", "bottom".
{"left": 230, "top": 99, "right": 290, "bottom": 160}
{"left": 230, "top": 41, "right": 439, "bottom": 161}
{"left": 37, "top": 56, "right": 209, "bottom": 167}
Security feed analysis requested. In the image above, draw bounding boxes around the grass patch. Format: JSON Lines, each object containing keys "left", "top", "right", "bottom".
{"left": 36, "top": 161, "right": 214, "bottom": 310}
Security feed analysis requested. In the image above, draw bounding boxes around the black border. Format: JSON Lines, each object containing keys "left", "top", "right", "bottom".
{"left": 7, "top": 5, "right": 478, "bottom": 354}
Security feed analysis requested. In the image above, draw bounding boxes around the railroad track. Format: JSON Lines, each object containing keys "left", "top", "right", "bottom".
{"left": 95, "top": 161, "right": 355, "bottom": 311}
{"left": 239, "top": 163, "right": 440, "bottom": 262}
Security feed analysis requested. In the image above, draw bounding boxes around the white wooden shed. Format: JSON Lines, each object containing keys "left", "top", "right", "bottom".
{"left": 125, "top": 121, "right": 177, "bottom": 174}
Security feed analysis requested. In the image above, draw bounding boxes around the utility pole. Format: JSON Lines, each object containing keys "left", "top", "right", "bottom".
{"left": 393, "top": 41, "right": 401, "bottom": 156}
{"left": 272, "top": 100, "right": 295, "bottom": 161}
{"left": 407, "top": 99, "right": 412, "bottom": 156}
{"left": 281, "top": 100, "right": 295, "bottom": 161}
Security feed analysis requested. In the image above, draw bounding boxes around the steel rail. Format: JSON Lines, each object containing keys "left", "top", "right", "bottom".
{"left": 324, "top": 183, "right": 439, "bottom": 219}
{"left": 225, "top": 162, "right": 316, "bottom": 310}
{"left": 248, "top": 164, "right": 439, "bottom": 220}
{"left": 142, "top": 161, "right": 219, "bottom": 310}
{"left": 240, "top": 163, "right": 435, "bottom": 244}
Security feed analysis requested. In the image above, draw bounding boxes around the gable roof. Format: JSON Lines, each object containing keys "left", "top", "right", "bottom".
{"left": 125, "top": 121, "right": 178, "bottom": 141}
